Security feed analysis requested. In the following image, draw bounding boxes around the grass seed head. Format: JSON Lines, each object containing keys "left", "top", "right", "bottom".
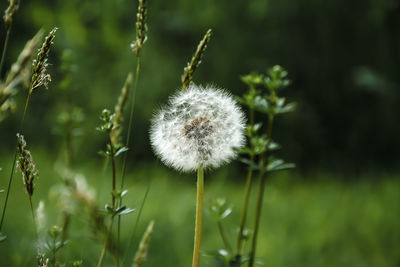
{"left": 16, "top": 133, "right": 39, "bottom": 197}
{"left": 111, "top": 72, "right": 133, "bottom": 145}
{"left": 131, "top": 0, "right": 148, "bottom": 57}
{"left": 0, "top": 30, "right": 44, "bottom": 108}
{"left": 3, "top": 0, "right": 19, "bottom": 29}
{"left": 30, "top": 27, "right": 57, "bottom": 92}
{"left": 181, "top": 29, "right": 212, "bottom": 91}
{"left": 133, "top": 220, "right": 155, "bottom": 267}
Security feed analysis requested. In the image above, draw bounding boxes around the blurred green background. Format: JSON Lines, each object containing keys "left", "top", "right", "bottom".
{"left": 0, "top": 0, "right": 399, "bottom": 266}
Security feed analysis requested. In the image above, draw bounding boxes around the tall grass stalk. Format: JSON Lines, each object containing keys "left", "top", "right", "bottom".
{"left": 248, "top": 114, "right": 274, "bottom": 267}
{"left": 118, "top": 0, "right": 148, "bottom": 262}
{"left": 0, "top": 27, "right": 11, "bottom": 76}
{"left": 133, "top": 220, "right": 155, "bottom": 267}
{"left": 0, "top": 0, "right": 19, "bottom": 75}
{"left": 192, "top": 165, "right": 204, "bottom": 267}
{"left": 181, "top": 29, "right": 211, "bottom": 91}
{"left": 0, "top": 28, "right": 57, "bottom": 232}
{"left": 123, "top": 178, "right": 151, "bottom": 267}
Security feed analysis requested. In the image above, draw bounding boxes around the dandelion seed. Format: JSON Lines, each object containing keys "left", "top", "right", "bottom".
{"left": 150, "top": 84, "right": 245, "bottom": 172}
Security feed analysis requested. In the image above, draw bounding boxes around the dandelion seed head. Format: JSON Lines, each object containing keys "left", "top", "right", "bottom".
{"left": 150, "top": 84, "right": 245, "bottom": 172}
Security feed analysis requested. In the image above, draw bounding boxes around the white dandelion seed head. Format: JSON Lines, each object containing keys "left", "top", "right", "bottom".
{"left": 150, "top": 84, "right": 246, "bottom": 172}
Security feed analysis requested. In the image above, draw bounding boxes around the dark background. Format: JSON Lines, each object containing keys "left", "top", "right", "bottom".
{"left": 1, "top": 0, "right": 399, "bottom": 174}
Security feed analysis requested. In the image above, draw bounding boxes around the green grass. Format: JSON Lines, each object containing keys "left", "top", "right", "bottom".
{"left": 0, "top": 150, "right": 399, "bottom": 266}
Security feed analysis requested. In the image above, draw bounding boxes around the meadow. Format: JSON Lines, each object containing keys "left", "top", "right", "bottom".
{"left": 1, "top": 0, "right": 400, "bottom": 266}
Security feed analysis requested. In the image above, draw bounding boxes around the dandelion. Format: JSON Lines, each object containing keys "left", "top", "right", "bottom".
{"left": 150, "top": 84, "right": 245, "bottom": 172}
{"left": 150, "top": 84, "right": 245, "bottom": 267}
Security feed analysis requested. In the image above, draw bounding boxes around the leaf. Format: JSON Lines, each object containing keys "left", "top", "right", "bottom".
{"left": 267, "top": 158, "right": 295, "bottom": 172}
{"left": 0, "top": 233, "right": 7, "bottom": 242}
{"left": 114, "top": 146, "right": 129, "bottom": 157}
{"left": 208, "top": 198, "right": 233, "bottom": 221}
{"left": 114, "top": 206, "right": 135, "bottom": 216}
{"left": 268, "top": 141, "right": 281, "bottom": 151}
{"left": 277, "top": 102, "right": 296, "bottom": 114}
{"left": 238, "top": 157, "right": 260, "bottom": 170}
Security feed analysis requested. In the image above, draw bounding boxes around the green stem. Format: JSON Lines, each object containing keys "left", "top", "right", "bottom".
{"left": 122, "top": 178, "right": 151, "bottom": 267}
{"left": 235, "top": 108, "right": 255, "bottom": 257}
{"left": 97, "top": 218, "right": 114, "bottom": 267}
{"left": 248, "top": 115, "right": 274, "bottom": 267}
{"left": 0, "top": 25, "right": 12, "bottom": 77}
{"left": 0, "top": 90, "right": 32, "bottom": 232}
{"left": 217, "top": 220, "right": 232, "bottom": 251}
{"left": 192, "top": 166, "right": 204, "bottom": 267}
{"left": 109, "top": 136, "right": 116, "bottom": 209}
{"left": 118, "top": 55, "right": 141, "bottom": 266}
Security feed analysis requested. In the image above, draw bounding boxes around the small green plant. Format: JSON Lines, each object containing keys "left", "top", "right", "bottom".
{"left": 96, "top": 109, "right": 133, "bottom": 267}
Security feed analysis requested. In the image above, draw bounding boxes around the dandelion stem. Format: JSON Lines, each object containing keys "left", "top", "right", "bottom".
{"left": 192, "top": 165, "right": 204, "bottom": 267}
{"left": 0, "top": 27, "right": 12, "bottom": 77}
{"left": 248, "top": 114, "right": 274, "bottom": 267}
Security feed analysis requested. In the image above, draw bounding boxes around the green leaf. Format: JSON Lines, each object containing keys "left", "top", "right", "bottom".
{"left": 267, "top": 158, "right": 296, "bottom": 172}
{"left": 238, "top": 157, "right": 260, "bottom": 170}
{"left": 0, "top": 233, "right": 7, "bottom": 242}
{"left": 114, "top": 146, "right": 129, "bottom": 157}
{"left": 117, "top": 207, "right": 135, "bottom": 216}
{"left": 208, "top": 198, "right": 233, "bottom": 221}
{"left": 268, "top": 141, "right": 281, "bottom": 151}
{"left": 277, "top": 102, "right": 296, "bottom": 114}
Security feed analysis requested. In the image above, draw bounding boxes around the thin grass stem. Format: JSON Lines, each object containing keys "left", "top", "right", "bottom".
{"left": 192, "top": 166, "right": 204, "bottom": 267}
{"left": 117, "top": 56, "right": 141, "bottom": 265}
{"left": 0, "top": 90, "right": 32, "bottom": 231}
{"left": 122, "top": 178, "right": 151, "bottom": 267}
{"left": 0, "top": 27, "right": 12, "bottom": 76}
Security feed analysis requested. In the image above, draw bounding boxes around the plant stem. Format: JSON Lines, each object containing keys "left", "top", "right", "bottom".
{"left": 0, "top": 90, "right": 32, "bottom": 232}
{"left": 97, "top": 136, "right": 117, "bottom": 267}
{"left": 97, "top": 217, "right": 114, "bottom": 267}
{"left": 122, "top": 178, "right": 151, "bottom": 267}
{"left": 118, "top": 55, "right": 141, "bottom": 266}
{"left": 0, "top": 26, "right": 12, "bottom": 76}
{"left": 192, "top": 166, "right": 204, "bottom": 267}
{"left": 248, "top": 115, "right": 274, "bottom": 267}
{"left": 217, "top": 220, "right": 232, "bottom": 251}
{"left": 235, "top": 108, "right": 255, "bottom": 257}
{"left": 109, "top": 136, "right": 116, "bottom": 209}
